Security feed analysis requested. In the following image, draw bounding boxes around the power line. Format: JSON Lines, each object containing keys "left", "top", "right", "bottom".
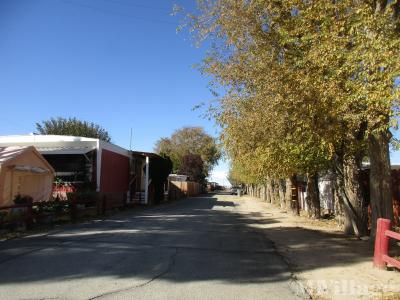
{"left": 60, "top": 0, "right": 179, "bottom": 26}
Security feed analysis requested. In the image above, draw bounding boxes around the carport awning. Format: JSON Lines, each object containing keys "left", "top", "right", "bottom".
{"left": 37, "top": 146, "right": 96, "bottom": 155}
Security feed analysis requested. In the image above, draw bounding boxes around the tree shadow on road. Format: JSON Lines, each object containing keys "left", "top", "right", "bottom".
{"left": 0, "top": 193, "right": 379, "bottom": 298}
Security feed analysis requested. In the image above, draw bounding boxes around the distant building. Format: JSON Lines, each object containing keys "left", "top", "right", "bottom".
{"left": 168, "top": 174, "right": 189, "bottom": 182}
{"left": 207, "top": 181, "right": 220, "bottom": 191}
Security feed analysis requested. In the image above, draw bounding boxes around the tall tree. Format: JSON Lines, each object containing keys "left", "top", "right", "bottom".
{"left": 155, "top": 126, "right": 221, "bottom": 177}
{"left": 36, "top": 117, "right": 111, "bottom": 142}
{"left": 183, "top": 0, "right": 400, "bottom": 235}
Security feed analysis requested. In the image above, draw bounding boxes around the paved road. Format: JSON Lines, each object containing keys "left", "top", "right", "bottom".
{"left": 0, "top": 193, "right": 302, "bottom": 300}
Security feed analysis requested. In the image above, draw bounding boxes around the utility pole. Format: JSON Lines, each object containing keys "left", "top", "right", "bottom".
{"left": 129, "top": 128, "right": 133, "bottom": 151}
{"left": 145, "top": 156, "right": 149, "bottom": 204}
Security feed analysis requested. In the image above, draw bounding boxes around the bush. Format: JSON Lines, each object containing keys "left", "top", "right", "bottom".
{"left": 67, "top": 191, "right": 99, "bottom": 207}
{"left": 13, "top": 195, "right": 33, "bottom": 205}
{"left": 33, "top": 199, "right": 69, "bottom": 215}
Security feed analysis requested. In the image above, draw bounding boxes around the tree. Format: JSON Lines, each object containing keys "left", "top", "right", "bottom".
{"left": 36, "top": 117, "right": 111, "bottom": 142}
{"left": 183, "top": 0, "right": 400, "bottom": 235}
{"left": 178, "top": 154, "right": 206, "bottom": 182}
{"left": 154, "top": 126, "right": 221, "bottom": 177}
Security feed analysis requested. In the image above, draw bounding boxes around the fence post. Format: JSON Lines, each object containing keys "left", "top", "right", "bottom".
{"left": 373, "top": 218, "right": 391, "bottom": 269}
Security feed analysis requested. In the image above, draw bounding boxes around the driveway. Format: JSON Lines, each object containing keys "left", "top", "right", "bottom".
{"left": 0, "top": 193, "right": 303, "bottom": 300}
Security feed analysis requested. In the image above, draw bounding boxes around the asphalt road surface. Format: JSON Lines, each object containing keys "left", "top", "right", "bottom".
{"left": 0, "top": 193, "right": 303, "bottom": 300}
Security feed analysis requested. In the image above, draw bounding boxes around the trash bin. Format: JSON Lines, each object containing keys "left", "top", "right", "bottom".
{"left": 237, "top": 189, "right": 241, "bottom": 197}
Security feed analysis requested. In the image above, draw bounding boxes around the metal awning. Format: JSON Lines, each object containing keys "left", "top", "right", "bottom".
{"left": 131, "top": 151, "right": 161, "bottom": 158}
{"left": 37, "top": 146, "right": 96, "bottom": 155}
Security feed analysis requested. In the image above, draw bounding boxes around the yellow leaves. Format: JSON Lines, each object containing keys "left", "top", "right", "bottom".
{"left": 187, "top": 0, "right": 400, "bottom": 183}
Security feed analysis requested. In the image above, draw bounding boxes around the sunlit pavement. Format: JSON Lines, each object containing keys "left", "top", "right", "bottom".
{"left": 0, "top": 192, "right": 303, "bottom": 300}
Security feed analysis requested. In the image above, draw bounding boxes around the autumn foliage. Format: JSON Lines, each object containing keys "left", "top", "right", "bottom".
{"left": 183, "top": 0, "right": 400, "bottom": 236}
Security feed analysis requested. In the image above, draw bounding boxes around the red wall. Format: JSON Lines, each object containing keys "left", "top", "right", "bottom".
{"left": 100, "top": 149, "right": 129, "bottom": 193}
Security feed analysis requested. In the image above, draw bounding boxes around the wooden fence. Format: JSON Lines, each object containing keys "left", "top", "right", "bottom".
{"left": 169, "top": 181, "right": 201, "bottom": 201}
{"left": 373, "top": 218, "right": 400, "bottom": 270}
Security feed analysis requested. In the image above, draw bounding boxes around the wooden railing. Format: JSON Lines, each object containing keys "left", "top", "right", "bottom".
{"left": 373, "top": 218, "right": 400, "bottom": 270}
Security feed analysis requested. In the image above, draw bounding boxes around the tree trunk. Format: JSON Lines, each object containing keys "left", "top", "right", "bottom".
{"left": 267, "top": 179, "right": 273, "bottom": 203}
{"left": 369, "top": 130, "right": 393, "bottom": 237}
{"left": 285, "top": 178, "right": 292, "bottom": 212}
{"left": 343, "top": 156, "right": 368, "bottom": 236}
{"left": 305, "top": 173, "right": 321, "bottom": 219}
{"left": 333, "top": 175, "right": 345, "bottom": 228}
{"left": 272, "top": 179, "right": 280, "bottom": 205}
{"left": 278, "top": 179, "right": 286, "bottom": 209}
{"left": 263, "top": 181, "right": 267, "bottom": 202}
{"left": 263, "top": 185, "right": 267, "bottom": 201}
{"left": 333, "top": 156, "right": 367, "bottom": 237}
{"left": 260, "top": 184, "right": 264, "bottom": 200}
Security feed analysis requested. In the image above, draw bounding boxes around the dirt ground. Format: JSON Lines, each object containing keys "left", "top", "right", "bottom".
{"left": 236, "top": 195, "right": 400, "bottom": 300}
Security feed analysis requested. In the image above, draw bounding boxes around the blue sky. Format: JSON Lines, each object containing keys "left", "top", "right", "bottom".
{"left": 0, "top": 0, "right": 230, "bottom": 184}
{"left": 1, "top": 0, "right": 399, "bottom": 186}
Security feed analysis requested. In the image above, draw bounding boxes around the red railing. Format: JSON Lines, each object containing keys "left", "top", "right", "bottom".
{"left": 373, "top": 218, "right": 400, "bottom": 269}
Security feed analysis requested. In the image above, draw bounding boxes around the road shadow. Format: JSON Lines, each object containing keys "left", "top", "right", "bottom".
{"left": 0, "top": 193, "right": 380, "bottom": 297}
